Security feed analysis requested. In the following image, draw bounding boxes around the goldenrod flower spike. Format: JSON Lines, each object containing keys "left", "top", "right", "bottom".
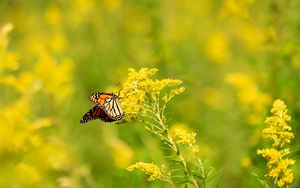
{"left": 257, "top": 99, "right": 295, "bottom": 187}
{"left": 124, "top": 68, "right": 212, "bottom": 187}
{"left": 263, "top": 99, "right": 293, "bottom": 148}
{"left": 119, "top": 68, "right": 183, "bottom": 122}
{"left": 127, "top": 162, "right": 165, "bottom": 182}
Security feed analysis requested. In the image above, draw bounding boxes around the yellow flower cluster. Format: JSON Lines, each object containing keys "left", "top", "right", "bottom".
{"left": 263, "top": 100, "right": 294, "bottom": 148}
{"left": 170, "top": 128, "right": 196, "bottom": 145}
{"left": 169, "top": 125, "right": 199, "bottom": 153}
{"left": 120, "top": 68, "right": 183, "bottom": 122}
{"left": 0, "top": 23, "right": 82, "bottom": 187}
{"left": 257, "top": 99, "right": 295, "bottom": 187}
{"left": 205, "top": 30, "right": 231, "bottom": 64}
{"left": 127, "top": 162, "right": 163, "bottom": 181}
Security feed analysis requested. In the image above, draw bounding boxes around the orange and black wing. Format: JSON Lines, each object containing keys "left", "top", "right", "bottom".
{"left": 80, "top": 106, "right": 115, "bottom": 123}
{"left": 89, "top": 92, "right": 112, "bottom": 106}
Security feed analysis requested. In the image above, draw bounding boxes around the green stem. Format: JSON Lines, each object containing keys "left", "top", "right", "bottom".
{"left": 151, "top": 103, "right": 200, "bottom": 188}
{"left": 178, "top": 154, "right": 200, "bottom": 188}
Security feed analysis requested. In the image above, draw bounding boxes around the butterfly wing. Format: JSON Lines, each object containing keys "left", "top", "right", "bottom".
{"left": 89, "top": 92, "right": 112, "bottom": 106}
{"left": 80, "top": 106, "right": 115, "bottom": 123}
{"left": 102, "top": 96, "right": 124, "bottom": 121}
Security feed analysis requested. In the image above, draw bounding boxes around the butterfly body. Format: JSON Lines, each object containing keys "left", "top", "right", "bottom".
{"left": 80, "top": 92, "right": 124, "bottom": 124}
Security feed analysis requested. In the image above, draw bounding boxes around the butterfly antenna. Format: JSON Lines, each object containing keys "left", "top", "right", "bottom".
{"left": 113, "top": 82, "right": 126, "bottom": 98}
{"left": 117, "top": 88, "right": 124, "bottom": 99}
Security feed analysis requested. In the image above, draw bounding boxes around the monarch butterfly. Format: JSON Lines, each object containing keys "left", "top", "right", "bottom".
{"left": 89, "top": 92, "right": 124, "bottom": 121}
{"left": 80, "top": 106, "right": 114, "bottom": 123}
{"left": 80, "top": 92, "right": 124, "bottom": 123}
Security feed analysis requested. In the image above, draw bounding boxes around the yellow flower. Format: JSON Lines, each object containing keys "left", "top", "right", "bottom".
{"left": 257, "top": 99, "right": 295, "bottom": 187}
{"left": 218, "top": 0, "right": 249, "bottom": 19}
{"left": 277, "top": 168, "right": 294, "bottom": 187}
{"left": 1, "top": 51, "right": 19, "bottom": 71}
{"left": 237, "top": 24, "right": 265, "bottom": 50}
{"left": 127, "top": 162, "right": 162, "bottom": 181}
{"left": 34, "top": 54, "right": 74, "bottom": 103}
{"left": 205, "top": 30, "right": 231, "bottom": 64}
{"left": 263, "top": 99, "right": 293, "bottom": 148}
{"left": 108, "top": 138, "right": 134, "bottom": 168}
{"left": 49, "top": 32, "right": 67, "bottom": 53}
{"left": 240, "top": 157, "right": 252, "bottom": 168}
{"left": 68, "top": 0, "right": 94, "bottom": 25}
{"left": 169, "top": 124, "right": 199, "bottom": 153}
{"left": 0, "top": 22, "right": 85, "bottom": 187}
{"left": 16, "top": 163, "right": 41, "bottom": 186}
{"left": 225, "top": 72, "right": 271, "bottom": 125}
{"left": 170, "top": 127, "right": 196, "bottom": 145}
{"left": 44, "top": 5, "right": 62, "bottom": 27}
{"left": 120, "top": 68, "right": 183, "bottom": 122}
{"left": 257, "top": 148, "right": 287, "bottom": 168}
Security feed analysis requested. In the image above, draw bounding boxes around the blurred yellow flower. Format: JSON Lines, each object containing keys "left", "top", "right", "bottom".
{"left": 16, "top": 163, "right": 41, "bottom": 186}
{"left": 49, "top": 32, "right": 68, "bottom": 53}
{"left": 205, "top": 30, "right": 231, "bottom": 64}
{"left": 218, "top": 0, "right": 249, "bottom": 19}
{"left": 35, "top": 55, "right": 74, "bottom": 103}
{"left": 75, "top": 0, "right": 93, "bottom": 13}
{"left": 45, "top": 5, "right": 62, "bottom": 27}
{"left": 31, "top": 118, "right": 53, "bottom": 130}
{"left": 43, "top": 140, "right": 74, "bottom": 170}
{"left": 103, "top": 0, "right": 122, "bottom": 13}
{"left": 225, "top": 72, "right": 271, "bottom": 125}
{"left": 1, "top": 96, "right": 31, "bottom": 152}
{"left": 14, "top": 72, "right": 36, "bottom": 93}
{"left": 1, "top": 51, "right": 19, "bottom": 71}
{"left": 257, "top": 99, "right": 295, "bottom": 187}
{"left": 240, "top": 156, "right": 252, "bottom": 168}
{"left": 0, "top": 23, "right": 85, "bottom": 187}
{"left": 68, "top": 0, "right": 95, "bottom": 25}
{"left": 237, "top": 24, "right": 265, "bottom": 50}
{"left": 108, "top": 138, "right": 134, "bottom": 168}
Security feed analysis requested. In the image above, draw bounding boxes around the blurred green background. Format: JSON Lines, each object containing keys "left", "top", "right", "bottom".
{"left": 1, "top": 0, "right": 300, "bottom": 187}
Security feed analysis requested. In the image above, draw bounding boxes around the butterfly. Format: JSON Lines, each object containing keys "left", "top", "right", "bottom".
{"left": 80, "top": 92, "right": 124, "bottom": 123}
{"left": 89, "top": 92, "right": 124, "bottom": 121}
